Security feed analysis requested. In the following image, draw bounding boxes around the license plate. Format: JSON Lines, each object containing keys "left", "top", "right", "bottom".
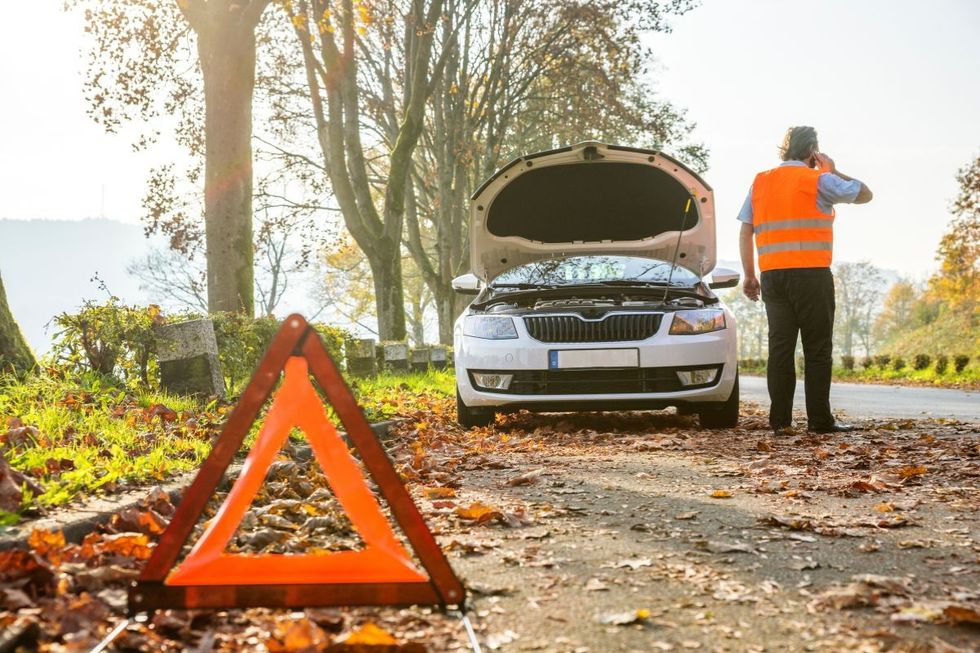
{"left": 549, "top": 348, "right": 639, "bottom": 369}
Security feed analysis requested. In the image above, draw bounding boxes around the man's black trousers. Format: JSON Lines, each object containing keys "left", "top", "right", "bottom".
{"left": 760, "top": 267, "right": 836, "bottom": 430}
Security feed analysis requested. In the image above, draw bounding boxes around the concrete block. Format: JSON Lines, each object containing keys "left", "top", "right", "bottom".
{"left": 383, "top": 342, "right": 409, "bottom": 372}
{"left": 410, "top": 347, "right": 430, "bottom": 372}
{"left": 346, "top": 337, "right": 377, "bottom": 377}
{"left": 155, "top": 319, "right": 224, "bottom": 397}
{"left": 430, "top": 345, "right": 448, "bottom": 370}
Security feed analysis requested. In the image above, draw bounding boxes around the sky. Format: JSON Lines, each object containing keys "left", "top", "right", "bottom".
{"left": 0, "top": 1, "right": 979, "bottom": 280}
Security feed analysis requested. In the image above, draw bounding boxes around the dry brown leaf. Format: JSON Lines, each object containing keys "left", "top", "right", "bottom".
{"left": 98, "top": 533, "right": 153, "bottom": 560}
{"left": 455, "top": 502, "right": 503, "bottom": 524}
{"left": 899, "top": 464, "right": 927, "bottom": 479}
{"left": 943, "top": 604, "right": 980, "bottom": 625}
{"left": 710, "top": 489, "right": 733, "bottom": 498}
{"left": 422, "top": 486, "right": 456, "bottom": 499}
{"left": 28, "top": 529, "right": 66, "bottom": 565}
{"left": 267, "top": 615, "right": 330, "bottom": 652}
{"left": 339, "top": 622, "right": 398, "bottom": 645}
{"left": 506, "top": 468, "right": 545, "bottom": 487}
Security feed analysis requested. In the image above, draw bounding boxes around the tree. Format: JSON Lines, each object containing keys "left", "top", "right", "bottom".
{"left": 833, "top": 261, "right": 885, "bottom": 358}
{"left": 276, "top": 0, "right": 467, "bottom": 341}
{"left": 873, "top": 279, "right": 919, "bottom": 345}
{"left": 404, "top": 0, "right": 703, "bottom": 343}
{"left": 73, "top": 0, "right": 274, "bottom": 316}
{"left": 724, "top": 289, "right": 767, "bottom": 359}
{"left": 0, "top": 273, "right": 35, "bottom": 374}
{"left": 932, "top": 153, "right": 980, "bottom": 311}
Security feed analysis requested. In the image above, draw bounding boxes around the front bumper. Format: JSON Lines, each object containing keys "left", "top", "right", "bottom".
{"left": 455, "top": 316, "right": 738, "bottom": 410}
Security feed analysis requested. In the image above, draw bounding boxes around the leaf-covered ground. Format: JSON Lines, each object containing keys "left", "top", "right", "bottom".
{"left": 1, "top": 396, "right": 977, "bottom": 651}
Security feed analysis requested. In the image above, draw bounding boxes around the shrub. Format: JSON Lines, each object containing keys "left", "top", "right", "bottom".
{"left": 861, "top": 356, "right": 873, "bottom": 369}
{"left": 935, "top": 354, "right": 949, "bottom": 375}
{"left": 211, "top": 313, "right": 350, "bottom": 393}
{"left": 841, "top": 355, "right": 855, "bottom": 371}
{"left": 892, "top": 357, "right": 906, "bottom": 371}
{"left": 51, "top": 299, "right": 161, "bottom": 387}
{"left": 51, "top": 305, "right": 351, "bottom": 395}
{"left": 912, "top": 354, "right": 931, "bottom": 371}
{"left": 954, "top": 354, "right": 970, "bottom": 373}
{"left": 874, "top": 354, "right": 891, "bottom": 368}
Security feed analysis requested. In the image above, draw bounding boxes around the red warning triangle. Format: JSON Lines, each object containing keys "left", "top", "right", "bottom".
{"left": 130, "top": 315, "right": 465, "bottom": 612}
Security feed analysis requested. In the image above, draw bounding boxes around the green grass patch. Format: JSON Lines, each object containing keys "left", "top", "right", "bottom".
{"left": 0, "top": 368, "right": 456, "bottom": 516}
{"left": 832, "top": 364, "right": 980, "bottom": 388}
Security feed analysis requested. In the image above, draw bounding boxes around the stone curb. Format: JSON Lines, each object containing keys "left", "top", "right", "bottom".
{"left": 0, "top": 420, "right": 398, "bottom": 551}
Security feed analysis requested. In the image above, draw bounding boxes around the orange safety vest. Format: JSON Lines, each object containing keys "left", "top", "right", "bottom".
{"left": 751, "top": 165, "right": 834, "bottom": 272}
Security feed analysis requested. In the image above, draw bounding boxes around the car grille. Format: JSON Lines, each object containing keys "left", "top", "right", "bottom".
{"left": 524, "top": 313, "right": 663, "bottom": 343}
{"left": 472, "top": 366, "right": 722, "bottom": 395}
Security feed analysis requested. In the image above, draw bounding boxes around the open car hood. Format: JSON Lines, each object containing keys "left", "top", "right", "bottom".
{"left": 470, "top": 142, "right": 715, "bottom": 281}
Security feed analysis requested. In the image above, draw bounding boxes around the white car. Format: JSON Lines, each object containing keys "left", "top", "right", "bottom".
{"left": 452, "top": 142, "right": 740, "bottom": 428}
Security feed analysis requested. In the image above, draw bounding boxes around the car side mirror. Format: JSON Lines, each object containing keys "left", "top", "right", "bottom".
{"left": 708, "top": 267, "right": 740, "bottom": 289}
{"left": 451, "top": 273, "right": 482, "bottom": 295}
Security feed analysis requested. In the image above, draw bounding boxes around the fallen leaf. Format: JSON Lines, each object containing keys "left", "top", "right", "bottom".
{"left": 423, "top": 486, "right": 456, "bottom": 499}
{"left": 616, "top": 558, "right": 653, "bottom": 570}
{"left": 28, "top": 529, "right": 66, "bottom": 565}
{"left": 710, "top": 490, "right": 733, "bottom": 499}
{"left": 506, "top": 468, "right": 545, "bottom": 487}
{"left": 455, "top": 502, "right": 503, "bottom": 524}
{"left": 267, "top": 615, "right": 330, "bottom": 652}
{"left": 943, "top": 604, "right": 980, "bottom": 625}
{"left": 697, "top": 540, "right": 754, "bottom": 554}
{"left": 674, "top": 511, "right": 699, "bottom": 520}
{"left": 338, "top": 622, "right": 397, "bottom": 645}
{"left": 899, "top": 465, "right": 927, "bottom": 479}
{"left": 599, "top": 608, "right": 651, "bottom": 626}
{"left": 584, "top": 578, "right": 609, "bottom": 591}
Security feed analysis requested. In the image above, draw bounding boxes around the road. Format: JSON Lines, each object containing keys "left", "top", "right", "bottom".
{"left": 741, "top": 374, "right": 980, "bottom": 422}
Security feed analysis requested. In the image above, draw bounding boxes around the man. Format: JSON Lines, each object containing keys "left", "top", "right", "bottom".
{"left": 738, "top": 126, "right": 873, "bottom": 434}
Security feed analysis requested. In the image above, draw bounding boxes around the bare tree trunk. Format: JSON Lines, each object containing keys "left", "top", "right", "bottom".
{"left": 197, "top": 8, "right": 258, "bottom": 316}
{"left": 367, "top": 246, "right": 407, "bottom": 342}
{"left": 0, "top": 272, "right": 35, "bottom": 373}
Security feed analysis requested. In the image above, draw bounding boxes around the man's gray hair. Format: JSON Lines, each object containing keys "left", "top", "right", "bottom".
{"left": 779, "top": 126, "right": 819, "bottom": 162}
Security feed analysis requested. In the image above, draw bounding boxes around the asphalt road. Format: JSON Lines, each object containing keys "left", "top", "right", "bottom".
{"left": 741, "top": 374, "right": 980, "bottom": 422}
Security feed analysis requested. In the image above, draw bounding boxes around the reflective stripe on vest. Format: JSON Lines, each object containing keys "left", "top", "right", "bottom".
{"left": 751, "top": 166, "right": 834, "bottom": 271}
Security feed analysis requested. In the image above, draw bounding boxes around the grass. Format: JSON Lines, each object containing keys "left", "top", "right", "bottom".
{"left": 738, "top": 362, "right": 980, "bottom": 389}
{"left": 832, "top": 364, "right": 980, "bottom": 388}
{"left": 0, "top": 367, "right": 456, "bottom": 516}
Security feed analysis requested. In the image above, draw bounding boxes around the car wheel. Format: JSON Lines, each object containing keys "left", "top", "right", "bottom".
{"left": 456, "top": 389, "right": 495, "bottom": 428}
{"left": 698, "top": 373, "right": 739, "bottom": 429}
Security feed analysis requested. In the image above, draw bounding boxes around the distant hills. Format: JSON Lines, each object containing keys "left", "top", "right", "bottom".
{"left": 0, "top": 218, "right": 152, "bottom": 353}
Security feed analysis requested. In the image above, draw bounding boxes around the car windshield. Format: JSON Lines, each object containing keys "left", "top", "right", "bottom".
{"left": 490, "top": 255, "right": 700, "bottom": 288}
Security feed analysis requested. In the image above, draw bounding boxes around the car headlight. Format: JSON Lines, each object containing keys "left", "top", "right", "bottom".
{"left": 669, "top": 309, "right": 726, "bottom": 335}
{"left": 463, "top": 315, "right": 519, "bottom": 339}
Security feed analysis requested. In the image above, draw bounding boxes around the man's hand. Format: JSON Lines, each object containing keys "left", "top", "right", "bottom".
{"left": 813, "top": 151, "right": 836, "bottom": 173}
{"left": 743, "top": 274, "right": 760, "bottom": 301}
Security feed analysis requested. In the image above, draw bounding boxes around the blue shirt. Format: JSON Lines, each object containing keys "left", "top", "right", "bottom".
{"left": 736, "top": 160, "right": 863, "bottom": 224}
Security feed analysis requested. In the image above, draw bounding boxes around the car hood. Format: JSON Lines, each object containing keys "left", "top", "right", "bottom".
{"left": 470, "top": 142, "right": 715, "bottom": 281}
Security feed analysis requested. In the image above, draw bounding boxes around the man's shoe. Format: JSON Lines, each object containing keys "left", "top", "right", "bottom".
{"left": 808, "top": 422, "right": 857, "bottom": 434}
{"left": 772, "top": 425, "right": 796, "bottom": 436}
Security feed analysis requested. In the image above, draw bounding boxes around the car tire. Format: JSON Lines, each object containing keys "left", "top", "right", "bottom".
{"left": 698, "top": 373, "right": 739, "bottom": 429}
{"left": 456, "top": 389, "right": 495, "bottom": 428}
